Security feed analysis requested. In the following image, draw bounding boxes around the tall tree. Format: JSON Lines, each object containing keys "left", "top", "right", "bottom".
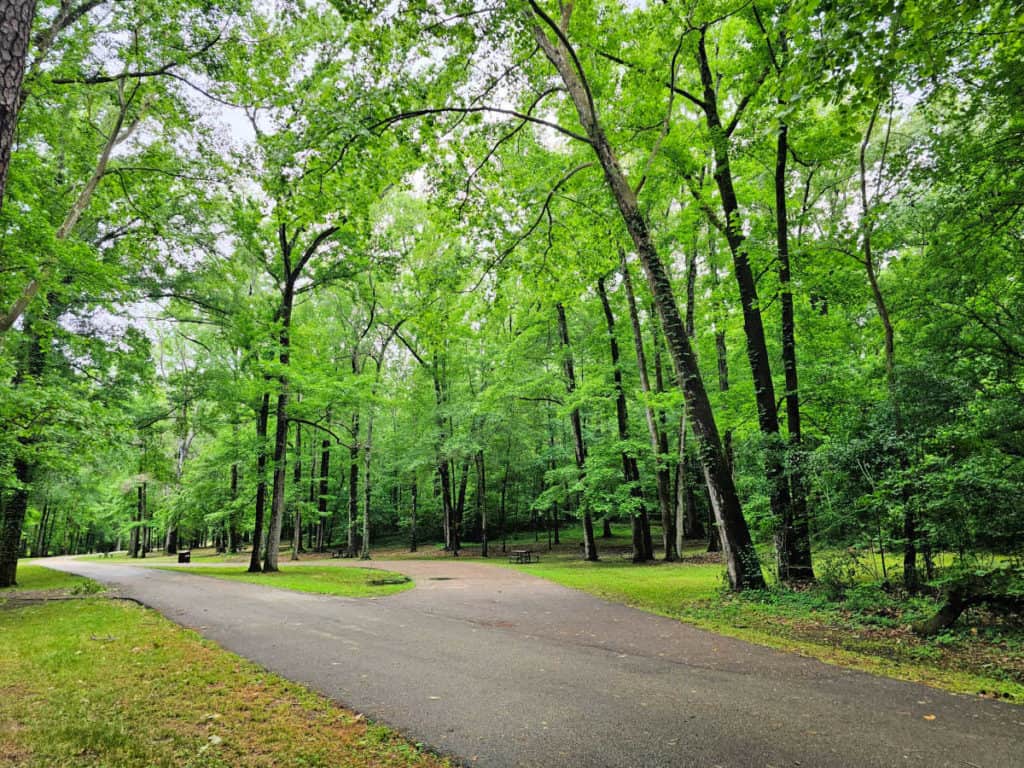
{"left": 527, "top": 2, "right": 765, "bottom": 589}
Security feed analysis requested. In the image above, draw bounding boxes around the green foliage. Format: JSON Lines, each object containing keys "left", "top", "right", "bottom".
{"left": 2, "top": 0, "right": 1021, "bottom": 606}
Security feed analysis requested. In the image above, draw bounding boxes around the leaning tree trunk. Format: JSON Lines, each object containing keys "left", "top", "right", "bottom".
{"left": 556, "top": 302, "right": 598, "bottom": 562}
{"left": 531, "top": 17, "right": 763, "bottom": 589}
{"left": 0, "top": 0, "right": 35, "bottom": 213}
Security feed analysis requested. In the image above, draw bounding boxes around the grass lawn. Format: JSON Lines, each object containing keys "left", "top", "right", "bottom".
{"left": 78, "top": 550, "right": 246, "bottom": 565}
{"left": 0, "top": 594, "right": 448, "bottom": 767}
{"left": 157, "top": 565, "right": 414, "bottom": 597}
{"left": 0, "top": 564, "right": 102, "bottom": 595}
{"left": 517, "top": 557, "right": 723, "bottom": 607}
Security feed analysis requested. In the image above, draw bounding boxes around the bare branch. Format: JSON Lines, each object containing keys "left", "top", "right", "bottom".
{"left": 595, "top": 48, "right": 707, "bottom": 110}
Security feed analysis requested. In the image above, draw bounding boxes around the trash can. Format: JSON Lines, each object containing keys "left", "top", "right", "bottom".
{"left": 177, "top": 551, "right": 191, "bottom": 564}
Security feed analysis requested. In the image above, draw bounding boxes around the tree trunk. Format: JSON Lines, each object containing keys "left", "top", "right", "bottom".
{"left": 165, "top": 524, "right": 178, "bottom": 557}
{"left": 775, "top": 118, "right": 815, "bottom": 581}
{"left": 0, "top": 0, "right": 36, "bottom": 211}
{"left": 361, "top": 409, "right": 373, "bottom": 560}
{"left": 33, "top": 501, "right": 48, "bottom": 557}
{"left": 621, "top": 258, "right": 678, "bottom": 561}
{"left": 409, "top": 477, "right": 418, "bottom": 552}
{"left": 263, "top": 275, "right": 295, "bottom": 573}
{"left": 0, "top": 456, "right": 30, "bottom": 586}
{"left": 531, "top": 19, "right": 763, "bottom": 589}
{"left": 264, "top": 380, "right": 290, "bottom": 572}
{"left": 291, "top": 422, "right": 302, "bottom": 561}
{"left": 139, "top": 482, "right": 148, "bottom": 558}
{"left": 42, "top": 503, "right": 56, "bottom": 557}
{"left": 229, "top": 460, "right": 240, "bottom": 557}
{"left": 306, "top": 434, "right": 316, "bottom": 551}
{"left": 0, "top": 319, "right": 44, "bottom": 583}
{"left": 249, "top": 392, "right": 271, "bottom": 572}
{"left": 454, "top": 458, "right": 469, "bottom": 553}
{"left": 860, "top": 103, "right": 915, "bottom": 591}
{"left": 476, "top": 450, "right": 488, "bottom": 557}
{"left": 597, "top": 275, "right": 652, "bottom": 562}
{"left": 497, "top": 462, "right": 509, "bottom": 552}
{"left": 439, "top": 458, "right": 455, "bottom": 550}
{"left": 128, "top": 486, "right": 140, "bottom": 559}
{"left": 318, "top": 437, "right": 330, "bottom": 552}
{"left": 693, "top": 29, "right": 794, "bottom": 582}
{"left": 556, "top": 301, "right": 599, "bottom": 561}
{"left": 348, "top": 412, "right": 359, "bottom": 556}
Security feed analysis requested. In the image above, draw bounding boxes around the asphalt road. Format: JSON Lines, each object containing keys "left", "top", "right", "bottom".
{"left": 44, "top": 557, "right": 1023, "bottom": 767}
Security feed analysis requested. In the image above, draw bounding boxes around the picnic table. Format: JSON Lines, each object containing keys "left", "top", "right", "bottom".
{"left": 508, "top": 549, "right": 539, "bottom": 564}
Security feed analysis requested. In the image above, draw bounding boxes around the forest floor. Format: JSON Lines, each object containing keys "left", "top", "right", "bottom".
{"left": 79, "top": 528, "right": 1024, "bottom": 701}
{"left": 0, "top": 566, "right": 449, "bottom": 768}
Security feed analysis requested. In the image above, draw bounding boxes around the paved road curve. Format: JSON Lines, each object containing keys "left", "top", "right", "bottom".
{"left": 45, "top": 558, "right": 1022, "bottom": 767}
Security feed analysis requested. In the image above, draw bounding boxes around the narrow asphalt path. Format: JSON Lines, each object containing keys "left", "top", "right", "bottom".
{"left": 44, "top": 558, "right": 1022, "bottom": 767}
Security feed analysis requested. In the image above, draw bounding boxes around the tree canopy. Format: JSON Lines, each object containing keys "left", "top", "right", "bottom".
{"left": 1, "top": 0, "right": 1021, "bottom": 592}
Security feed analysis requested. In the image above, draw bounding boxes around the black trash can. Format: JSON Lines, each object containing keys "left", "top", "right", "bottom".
{"left": 177, "top": 551, "right": 191, "bottom": 564}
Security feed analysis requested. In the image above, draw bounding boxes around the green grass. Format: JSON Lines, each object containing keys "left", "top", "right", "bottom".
{"left": 0, "top": 597, "right": 448, "bottom": 767}
{"left": 516, "top": 558, "right": 723, "bottom": 609}
{"left": 0, "top": 564, "right": 101, "bottom": 594}
{"left": 78, "top": 549, "right": 246, "bottom": 565}
{"left": 157, "top": 565, "right": 414, "bottom": 597}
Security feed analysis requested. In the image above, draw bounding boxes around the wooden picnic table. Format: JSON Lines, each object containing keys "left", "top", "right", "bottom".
{"left": 508, "top": 549, "right": 539, "bottom": 564}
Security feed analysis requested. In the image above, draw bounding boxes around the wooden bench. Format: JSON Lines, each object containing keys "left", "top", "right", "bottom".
{"left": 508, "top": 549, "right": 539, "bottom": 564}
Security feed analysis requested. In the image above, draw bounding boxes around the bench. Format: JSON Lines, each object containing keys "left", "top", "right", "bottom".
{"left": 177, "top": 550, "right": 191, "bottom": 564}
{"left": 508, "top": 549, "right": 539, "bottom": 564}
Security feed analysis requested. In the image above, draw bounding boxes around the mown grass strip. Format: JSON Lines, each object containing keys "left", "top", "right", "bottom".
{"left": 0, "top": 564, "right": 101, "bottom": 594}
{"left": 157, "top": 565, "right": 414, "bottom": 598}
{"left": 0, "top": 598, "right": 448, "bottom": 767}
